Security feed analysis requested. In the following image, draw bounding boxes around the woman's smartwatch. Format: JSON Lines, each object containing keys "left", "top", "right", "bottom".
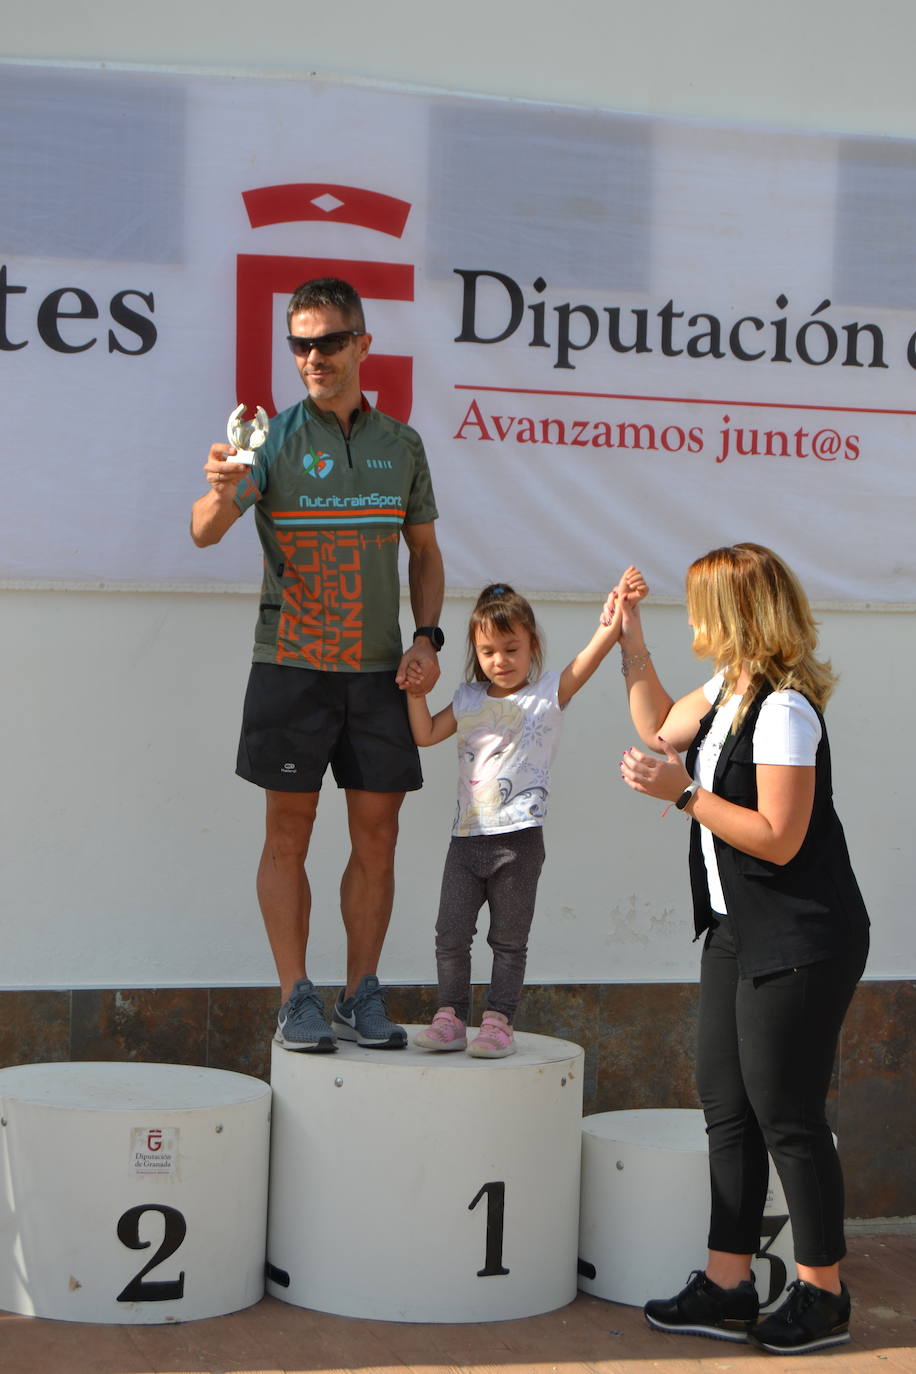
{"left": 675, "top": 780, "right": 701, "bottom": 811}
{"left": 413, "top": 626, "right": 445, "bottom": 651}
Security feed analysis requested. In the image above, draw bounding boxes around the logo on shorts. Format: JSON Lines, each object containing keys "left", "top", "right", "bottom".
{"left": 303, "top": 449, "right": 333, "bottom": 479}
{"left": 281, "top": 762, "right": 297, "bottom": 773}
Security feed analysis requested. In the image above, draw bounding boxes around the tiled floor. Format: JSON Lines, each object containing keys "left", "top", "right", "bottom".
{"left": 2, "top": 1230, "right": 914, "bottom": 1374}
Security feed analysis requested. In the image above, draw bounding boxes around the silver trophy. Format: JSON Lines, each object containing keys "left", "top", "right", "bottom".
{"left": 227, "top": 403, "right": 269, "bottom": 465}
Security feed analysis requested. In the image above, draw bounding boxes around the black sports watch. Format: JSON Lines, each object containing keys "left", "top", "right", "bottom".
{"left": 413, "top": 625, "right": 445, "bottom": 651}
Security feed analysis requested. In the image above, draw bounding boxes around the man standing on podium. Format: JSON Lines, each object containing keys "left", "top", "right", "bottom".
{"left": 191, "top": 277, "right": 444, "bottom": 1053}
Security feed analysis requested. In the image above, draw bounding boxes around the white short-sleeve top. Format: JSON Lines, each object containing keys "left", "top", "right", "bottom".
{"left": 451, "top": 671, "right": 564, "bottom": 837}
{"left": 695, "top": 673, "right": 822, "bottom": 915}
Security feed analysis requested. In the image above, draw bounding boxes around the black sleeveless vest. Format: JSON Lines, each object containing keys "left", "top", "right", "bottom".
{"left": 685, "top": 683, "right": 869, "bottom": 977}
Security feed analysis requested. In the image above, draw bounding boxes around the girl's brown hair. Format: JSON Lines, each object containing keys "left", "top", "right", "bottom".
{"left": 465, "top": 584, "right": 545, "bottom": 684}
{"left": 686, "top": 543, "right": 836, "bottom": 726}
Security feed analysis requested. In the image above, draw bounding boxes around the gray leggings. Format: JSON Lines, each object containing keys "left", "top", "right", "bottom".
{"left": 434, "top": 827, "right": 546, "bottom": 1023}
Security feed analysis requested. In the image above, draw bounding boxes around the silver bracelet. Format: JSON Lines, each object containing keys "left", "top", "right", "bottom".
{"left": 620, "top": 649, "right": 652, "bottom": 675}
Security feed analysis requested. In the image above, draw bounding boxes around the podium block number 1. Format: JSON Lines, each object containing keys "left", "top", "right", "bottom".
{"left": 116, "top": 1205, "right": 187, "bottom": 1302}
{"left": 469, "top": 1181, "right": 510, "bottom": 1277}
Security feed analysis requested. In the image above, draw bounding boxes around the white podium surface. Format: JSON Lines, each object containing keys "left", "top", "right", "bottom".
{"left": 267, "top": 1030, "right": 584, "bottom": 1322}
{"left": 578, "top": 1108, "right": 795, "bottom": 1310}
{"left": 0, "top": 1061, "right": 271, "bottom": 1324}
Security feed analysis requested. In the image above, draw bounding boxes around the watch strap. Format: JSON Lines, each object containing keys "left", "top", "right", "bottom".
{"left": 675, "top": 780, "right": 701, "bottom": 811}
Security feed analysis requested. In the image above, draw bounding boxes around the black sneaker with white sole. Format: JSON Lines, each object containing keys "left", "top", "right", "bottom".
{"left": 644, "top": 1269, "right": 759, "bottom": 1342}
{"left": 748, "top": 1279, "right": 850, "bottom": 1354}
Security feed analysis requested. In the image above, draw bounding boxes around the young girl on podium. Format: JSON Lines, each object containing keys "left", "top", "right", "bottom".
{"left": 406, "top": 567, "right": 645, "bottom": 1058}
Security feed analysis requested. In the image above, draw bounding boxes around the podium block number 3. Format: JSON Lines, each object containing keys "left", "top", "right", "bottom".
{"left": 469, "top": 1182, "right": 510, "bottom": 1277}
{"left": 756, "top": 1213, "right": 790, "bottom": 1307}
{"left": 116, "top": 1205, "right": 187, "bottom": 1302}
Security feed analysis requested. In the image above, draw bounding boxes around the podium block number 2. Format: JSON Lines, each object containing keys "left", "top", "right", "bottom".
{"left": 469, "top": 1182, "right": 510, "bottom": 1277}
{"left": 116, "top": 1204, "right": 187, "bottom": 1302}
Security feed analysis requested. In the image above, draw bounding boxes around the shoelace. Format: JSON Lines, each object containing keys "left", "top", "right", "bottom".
{"left": 288, "top": 987, "right": 324, "bottom": 1017}
{"left": 776, "top": 1281, "right": 816, "bottom": 1323}
{"left": 352, "top": 986, "right": 391, "bottom": 1024}
{"left": 682, "top": 1269, "right": 712, "bottom": 1296}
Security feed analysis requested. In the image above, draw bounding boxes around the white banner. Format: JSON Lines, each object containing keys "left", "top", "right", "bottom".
{"left": 4, "top": 62, "right": 916, "bottom": 601}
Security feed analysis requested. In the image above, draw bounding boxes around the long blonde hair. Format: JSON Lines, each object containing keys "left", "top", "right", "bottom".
{"left": 686, "top": 543, "right": 836, "bottom": 726}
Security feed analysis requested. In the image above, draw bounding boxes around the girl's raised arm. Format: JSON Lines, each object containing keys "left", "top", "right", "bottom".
{"left": 557, "top": 566, "right": 647, "bottom": 709}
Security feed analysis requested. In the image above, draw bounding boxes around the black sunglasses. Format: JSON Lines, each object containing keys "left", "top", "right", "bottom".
{"left": 286, "top": 330, "right": 362, "bottom": 357}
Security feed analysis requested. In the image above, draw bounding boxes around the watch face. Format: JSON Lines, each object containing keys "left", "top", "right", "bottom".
{"left": 416, "top": 626, "right": 444, "bottom": 650}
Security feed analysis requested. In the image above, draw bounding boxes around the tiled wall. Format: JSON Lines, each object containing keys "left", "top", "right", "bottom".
{"left": 1, "top": 980, "right": 912, "bottom": 1220}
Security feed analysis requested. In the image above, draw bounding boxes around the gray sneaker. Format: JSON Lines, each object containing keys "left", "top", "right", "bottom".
{"left": 275, "top": 978, "right": 337, "bottom": 1052}
{"left": 332, "top": 974, "right": 407, "bottom": 1048}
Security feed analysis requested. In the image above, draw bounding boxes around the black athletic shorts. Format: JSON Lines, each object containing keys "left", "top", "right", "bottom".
{"left": 236, "top": 662, "right": 423, "bottom": 793}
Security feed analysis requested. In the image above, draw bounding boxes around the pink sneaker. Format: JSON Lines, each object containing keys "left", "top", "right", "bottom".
{"left": 414, "top": 1007, "right": 467, "bottom": 1051}
{"left": 467, "top": 1011, "right": 516, "bottom": 1058}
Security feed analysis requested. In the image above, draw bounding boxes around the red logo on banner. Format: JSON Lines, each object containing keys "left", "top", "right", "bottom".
{"left": 236, "top": 184, "right": 414, "bottom": 420}
{"left": 146, "top": 1129, "right": 163, "bottom": 1152}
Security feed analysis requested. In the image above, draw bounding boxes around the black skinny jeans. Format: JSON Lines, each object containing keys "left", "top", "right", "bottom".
{"left": 696, "top": 916, "right": 869, "bottom": 1267}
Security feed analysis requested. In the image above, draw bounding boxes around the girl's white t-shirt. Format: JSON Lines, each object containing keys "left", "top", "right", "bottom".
{"left": 695, "top": 673, "right": 822, "bottom": 915}
{"left": 451, "top": 671, "right": 564, "bottom": 836}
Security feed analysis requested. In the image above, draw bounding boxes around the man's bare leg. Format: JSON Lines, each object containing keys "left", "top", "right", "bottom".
{"left": 340, "top": 789, "right": 405, "bottom": 996}
{"left": 257, "top": 789, "right": 320, "bottom": 1003}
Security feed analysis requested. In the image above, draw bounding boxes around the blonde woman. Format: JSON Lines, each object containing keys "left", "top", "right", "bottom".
{"left": 618, "top": 544, "right": 869, "bottom": 1356}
